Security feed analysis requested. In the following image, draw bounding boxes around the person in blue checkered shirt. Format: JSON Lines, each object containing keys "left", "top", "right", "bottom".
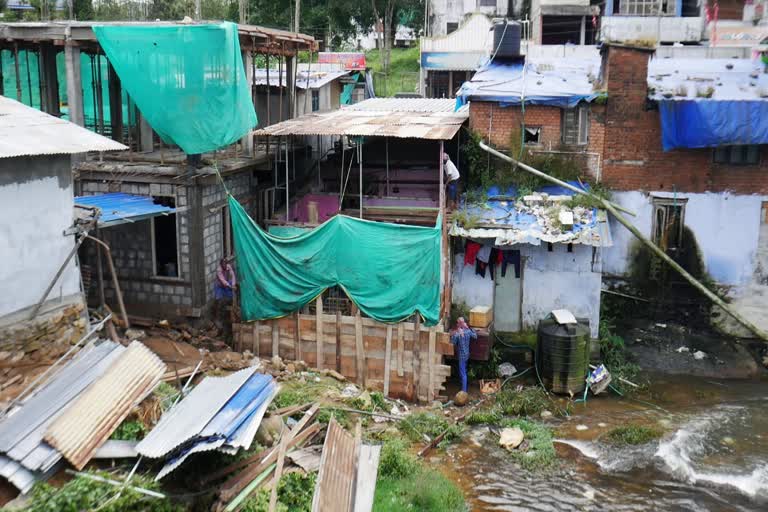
{"left": 451, "top": 317, "right": 477, "bottom": 393}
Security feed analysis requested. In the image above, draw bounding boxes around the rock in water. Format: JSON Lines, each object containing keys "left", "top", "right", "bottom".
{"left": 499, "top": 427, "right": 525, "bottom": 450}
{"left": 454, "top": 391, "right": 468, "bottom": 406}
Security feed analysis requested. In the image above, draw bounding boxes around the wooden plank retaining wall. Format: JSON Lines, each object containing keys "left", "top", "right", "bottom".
{"left": 233, "top": 305, "right": 453, "bottom": 402}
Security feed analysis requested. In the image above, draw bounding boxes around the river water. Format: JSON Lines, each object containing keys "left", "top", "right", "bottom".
{"left": 435, "top": 374, "right": 768, "bottom": 511}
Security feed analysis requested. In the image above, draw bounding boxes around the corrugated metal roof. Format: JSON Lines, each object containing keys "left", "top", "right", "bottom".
{"left": 0, "top": 455, "right": 37, "bottom": 494}
{"left": 136, "top": 367, "right": 257, "bottom": 459}
{"left": 345, "top": 98, "right": 459, "bottom": 112}
{"left": 312, "top": 417, "right": 356, "bottom": 512}
{"left": 0, "top": 96, "right": 127, "bottom": 158}
{"left": 254, "top": 102, "right": 468, "bottom": 141}
{"left": 75, "top": 193, "right": 176, "bottom": 227}
{"left": 44, "top": 341, "right": 166, "bottom": 470}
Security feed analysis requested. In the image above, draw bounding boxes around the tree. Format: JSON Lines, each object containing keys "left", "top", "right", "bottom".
{"left": 73, "top": 0, "right": 95, "bottom": 20}
{"left": 369, "top": 0, "right": 422, "bottom": 71}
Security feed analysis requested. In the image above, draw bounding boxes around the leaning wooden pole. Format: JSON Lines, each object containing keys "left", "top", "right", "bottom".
{"left": 478, "top": 142, "right": 768, "bottom": 342}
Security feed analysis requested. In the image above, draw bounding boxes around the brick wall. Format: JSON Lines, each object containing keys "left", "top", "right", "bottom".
{"left": 600, "top": 45, "right": 768, "bottom": 194}
{"left": 468, "top": 101, "right": 605, "bottom": 179}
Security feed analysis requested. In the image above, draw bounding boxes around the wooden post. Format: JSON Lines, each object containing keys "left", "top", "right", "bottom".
{"left": 254, "top": 320, "right": 260, "bottom": 357}
{"left": 355, "top": 311, "right": 365, "bottom": 387}
{"left": 294, "top": 312, "right": 301, "bottom": 361}
{"left": 335, "top": 310, "right": 342, "bottom": 373}
{"left": 315, "top": 297, "right": 324, "bottom": 369}
{"left": 397, "top": 323, "right": 404, "bottom": 377}
{"left": 272, "top": 319, "right": 279, "bottom": 358}
{"left": 428, "top": 327, "right": 436, "bottom": 402}
{"left": 384, "top": 325, "right": 393, "bottom": 397}
{"left": 413, "top": 315, "right": 421, "bottom": 402}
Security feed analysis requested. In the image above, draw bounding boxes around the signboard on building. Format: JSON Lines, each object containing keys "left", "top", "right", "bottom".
{"left": 420, "top": 52, "right": 487, "bottom": 71}
{"left": 318, "top": 52, "right": 366, "bottom": 70}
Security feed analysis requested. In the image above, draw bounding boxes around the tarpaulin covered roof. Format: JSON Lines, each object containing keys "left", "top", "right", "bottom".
{"left": 456, "top": 57, "right": 601, "bottom": 108}
{"left": 648, "top": 58, "right": 768, "bottom": 150}
{"left": 75, "top": 193, "right": 176, "bottom": 227}
{"left": 0, "top": 96, "right": 127, "bottom": 158}
{"left": 254, "top": 98, "right": 467, "bottom": 140}
{"left": 449, "top": 183, "right": 612, "bottom": 247}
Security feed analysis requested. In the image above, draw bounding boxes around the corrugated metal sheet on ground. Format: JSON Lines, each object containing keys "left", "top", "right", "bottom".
{"left": 75, "top": 192, "right": 176, "bottom": 227}
{"left": 136, "top": 367, "right": 256, "bottom": 458}
{"left": 0, "top": 96, "right": 127, "bottom": 158}
{"left": 44, "top": 341, "right": 166, "bottom": 470}
{"left": 254, "top": 99, "right": 468, "bottom": 140}
{"left": 0, "top": 342, "right": 124, "bottom": 473}
{"left": 155, "top": 375, "right": 276, "bottom": 480}
{"left": 353, "top": 444, "right": 381, "bottom": 512}
{"left": 0, "top": 455, "right": 37, "bottom": 494}
{"left": 312, "top": 417, "right": 356, "bottom": 512}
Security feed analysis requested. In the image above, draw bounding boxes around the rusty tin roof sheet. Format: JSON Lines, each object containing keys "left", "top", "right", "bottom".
{"left": 254, "top": 99, "right": 468, "bottom": 140}
{"left": 44, "top": 341, "right": 166, "bottom": 470}
{"left": 312, "top": 417, "right": 357, "bottom": 512}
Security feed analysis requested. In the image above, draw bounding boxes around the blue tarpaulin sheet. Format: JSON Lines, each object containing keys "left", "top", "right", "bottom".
{"left": 75, "top": 193, "right": 175, "bottom": 227}
{"left": 456, "top": 59, "right": 600, "bottom": 109}
{"left": 659, "top": 100, "right": 768, "bottom": 151}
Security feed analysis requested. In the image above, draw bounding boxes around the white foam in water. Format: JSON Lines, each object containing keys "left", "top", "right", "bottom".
{"left": 655, "top": 407, "right": 768, "bottom": 499}
{"left": 554, "top": 439, "right": 601, "bottom": 460}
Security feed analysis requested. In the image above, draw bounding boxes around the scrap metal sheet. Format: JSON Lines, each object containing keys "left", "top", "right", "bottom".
{"left": 311, "top": 417, "right": 356, "bottom": 512}
{"left": 44, "top": 341, "right": 166, "bottom": 470}
{"left": 136, "top": 367, "right": 256, "bottom": 458}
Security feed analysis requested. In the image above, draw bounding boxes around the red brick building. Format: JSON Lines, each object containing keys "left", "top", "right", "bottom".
{"left": 461, "top": 45, "right": 768, "bottom": 336}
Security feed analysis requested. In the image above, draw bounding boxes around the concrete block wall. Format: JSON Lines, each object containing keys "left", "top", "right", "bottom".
{"left": 78, "top": 179, "right": 193, "bottom": 311}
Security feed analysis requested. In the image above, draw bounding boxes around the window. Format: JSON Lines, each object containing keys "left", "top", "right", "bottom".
{"left": 523, "top": 126, "right": 541, "bottom": 145}
{"left": 651, "top": 197, "right": 687, "bottom": 252}
{"left": 446, "top": 22, "right": 459, "bottom": 34}
{"left": 478, "top": 0, "right": 496, "bottom": 6}
{"left": 152, "top": 196, "right": 180, "bottom": 278}
{"left": 713, "top": 145, "right": 760, "bottom": 166}
{"left": 562, "top": 105, "right": 589, "bottom": 145}
{"left": 311, "top": 90, "right": 320, "bottom": 112}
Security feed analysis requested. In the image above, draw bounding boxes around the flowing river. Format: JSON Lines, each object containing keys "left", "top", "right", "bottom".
{"left": 434, "top": 374, "right": 768, "bottom": 511}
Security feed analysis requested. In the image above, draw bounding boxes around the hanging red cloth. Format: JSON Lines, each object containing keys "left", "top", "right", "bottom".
{"left": 464, "top": 241, "right": 482, "bottom": 266}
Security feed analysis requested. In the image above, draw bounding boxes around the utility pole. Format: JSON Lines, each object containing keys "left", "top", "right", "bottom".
{"left": 195, "top": 0, "right": 201, "bottom": 21}
{"left": 294, "top": 0, "right": 301, "bottom": 32}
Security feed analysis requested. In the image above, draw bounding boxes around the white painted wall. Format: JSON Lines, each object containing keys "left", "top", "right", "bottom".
{"left": 0, "top": 155, "right": 81, "bottom": 322}
{"left": 601, "top": 16, "right": 704, "bottom": 44}
{"left": 605, "top": 191, "right": 766, "bottom": 286}
{"left": 452, "top": 242, "right": 602, "bottom": 337}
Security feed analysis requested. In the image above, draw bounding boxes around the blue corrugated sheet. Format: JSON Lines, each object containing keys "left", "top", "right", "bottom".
{"left": 75, "top": 193, "right": 175, "bottom": 227}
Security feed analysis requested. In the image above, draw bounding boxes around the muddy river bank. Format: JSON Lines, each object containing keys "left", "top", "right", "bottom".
{"left": 435, "top": 374, "right": 768, "bottom": 511}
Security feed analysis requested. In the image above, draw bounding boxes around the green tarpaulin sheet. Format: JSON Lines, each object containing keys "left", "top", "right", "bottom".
{"left": 229, "top": 195, "right": 442, "bottom": 325}
{"left": 93, "top": 22, "right": 257, "bottom": 154}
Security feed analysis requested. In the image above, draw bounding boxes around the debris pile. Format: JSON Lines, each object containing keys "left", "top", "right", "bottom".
{"left": 0, "top": 340, "right": 165, "bottom": 493}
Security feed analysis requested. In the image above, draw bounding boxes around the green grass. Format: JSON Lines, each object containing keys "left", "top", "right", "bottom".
{"left": 373, "top": 439, "right": 466, "bottom": 512}
{"left": 605, "top": 424, "right": 663, "bottom": 446}
{"left": 240, "top": 472, "right": 317, "bottom": 512}
{"left": 495, "top": 387, "right": 551, "bottom": 417}
{"left": 365, "top": 47, "right": 420, "bottom": 97}
{"left": 109, "top": 420, "right": 147, "bottom": 441}
{"left": 498, "top": 419, "right": 557, "bottom": 471}
{"left": 398, "top": 411, "right": 463, "bottom": 447}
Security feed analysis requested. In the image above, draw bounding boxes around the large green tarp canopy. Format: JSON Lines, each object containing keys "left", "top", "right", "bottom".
{"left": 229, "top": 196, "right": 442, "bottom": 325}
{"left": 93, "top": 22, "right": 257, "bottom": 154}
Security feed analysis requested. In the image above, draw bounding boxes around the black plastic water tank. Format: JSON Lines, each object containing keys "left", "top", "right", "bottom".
{"left": 493, "top": 21, "right": 522, "bottom": 58}
{"left": 536, "top": 318, "right": 591, "bottom": 395}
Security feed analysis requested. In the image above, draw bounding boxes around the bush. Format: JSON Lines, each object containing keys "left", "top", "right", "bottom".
{"left": 110, "top": 419, "right": 147, "bottom": 441}
{"left": 24, "top": 472, "right": 182, "bottom": 512}
{"left": 240, "top": 471, "right": 316, "bottom": 512}
{"left": 378, "top": 438, "right": 417, "bottom": 479}
{"left": 398, "top": 412, "right": 462, "bottom": 446}
{"left": 495, "top": 387, "right": 551, "bottom": 417}
{"left": 605, "top": 425, "right": 662, "bottom": 446}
